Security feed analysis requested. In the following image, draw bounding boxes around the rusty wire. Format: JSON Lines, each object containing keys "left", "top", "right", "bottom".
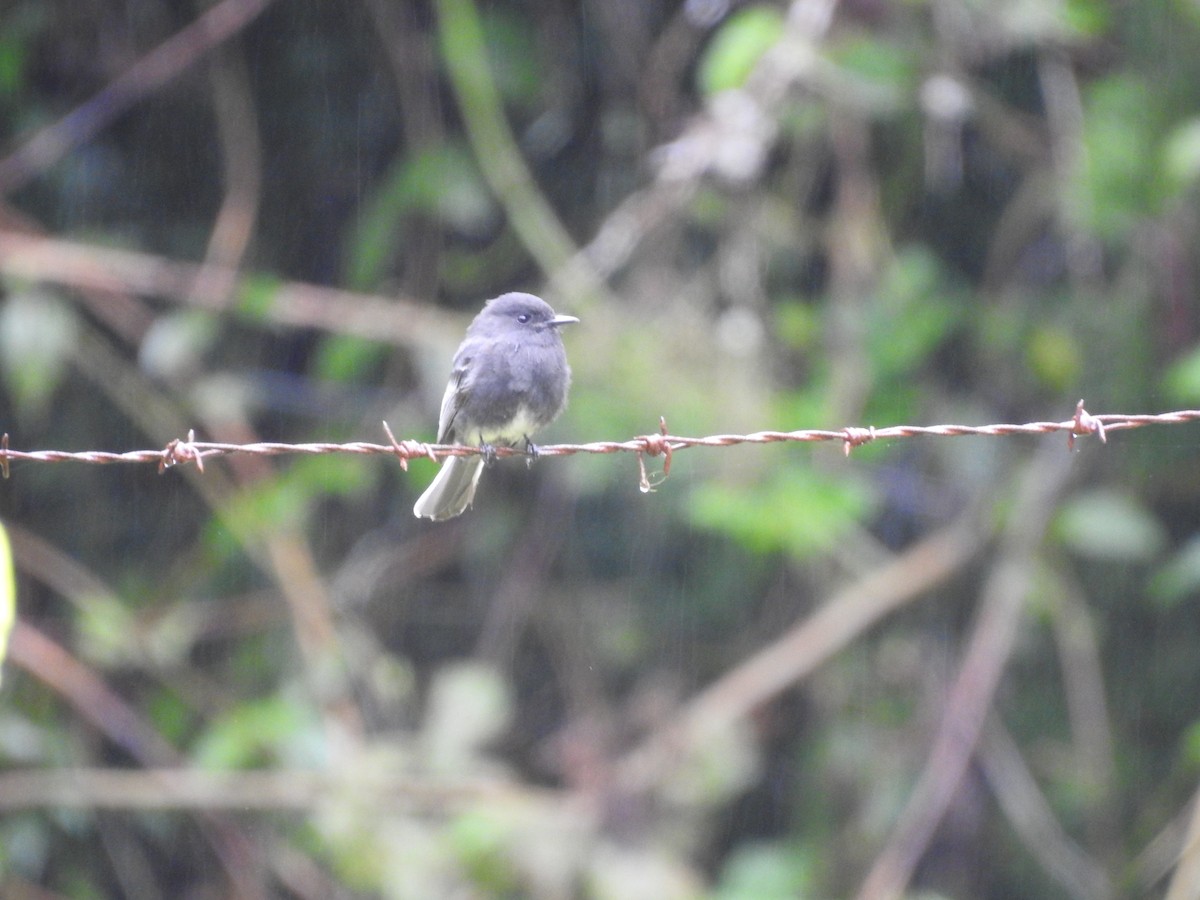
{"left": 0, "top": 402, "right": 1197, "bottom": 486}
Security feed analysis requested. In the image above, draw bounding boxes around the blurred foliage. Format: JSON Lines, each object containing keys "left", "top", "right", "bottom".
{"left": 0, "top": 287, "right": 79, "bottom": 424}
{"left": 698, "top": 7, "right": 786, "bottom": 96}
{"left": 1, "top": 0, "right": 1200, "bottom": 897}
{"left": 690, "top": 463, "right": 874, "bottom": 559}
{"left": 0, "top": 520, "right": 11, "bottom": 682}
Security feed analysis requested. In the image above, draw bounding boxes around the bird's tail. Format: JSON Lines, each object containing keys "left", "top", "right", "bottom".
{"left": 412, "top": 456, "right": 485, "bottom": 520}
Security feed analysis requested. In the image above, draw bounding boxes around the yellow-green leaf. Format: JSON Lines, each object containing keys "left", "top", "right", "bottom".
{"left": 0, "top": 520, "right": 14, "bottom": 683}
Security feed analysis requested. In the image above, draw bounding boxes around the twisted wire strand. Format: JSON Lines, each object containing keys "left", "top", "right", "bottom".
{"left": 1, "top": 403, "right": 1196, "bottom": 482}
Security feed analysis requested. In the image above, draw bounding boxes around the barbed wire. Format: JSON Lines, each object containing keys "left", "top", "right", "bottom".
{"left": 2, "top": 402, "right": 1198, "bottom": 490}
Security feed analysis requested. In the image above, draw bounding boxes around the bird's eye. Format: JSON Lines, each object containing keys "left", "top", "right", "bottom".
{"left": 517, "top": 313, "right": 531, "bottom": 324}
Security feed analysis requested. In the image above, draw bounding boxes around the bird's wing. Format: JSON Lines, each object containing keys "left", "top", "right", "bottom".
{"left": 435, "top": 353, "right": 472, "bottom": 443}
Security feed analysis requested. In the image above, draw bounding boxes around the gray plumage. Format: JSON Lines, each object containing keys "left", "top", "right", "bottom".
{"left": 413, "top": 292, "right": 578, "bottom": 520}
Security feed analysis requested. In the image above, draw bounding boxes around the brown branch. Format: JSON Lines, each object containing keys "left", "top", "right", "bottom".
{"left": 615, "top": 517, "right": 982, "bottom": 794}
{"left": 1165, "top": 788, "right": 1200, "bottom": 900}
{"left": 855, "top": 444, "right": 1077, "bottom": 900}
{"left": 1049, "top": 564, "right": 1119, "bottom": 854}
{"left": 0, "top": 0, "right": 277, "bottom": 193}
{"left": 0, "top": 231, "right": 463, "bottom": 349}
{"left": 8, "top": 620, "right": 181, "bottom": 765}
{"left": 190, "top": 42, "right": 264, "bottom": 309}
{"left": 980, "top": 718, "right": 1112, "bottom": 900}
{"left": 0, "top": 766, "right": 569, "bottom": 814}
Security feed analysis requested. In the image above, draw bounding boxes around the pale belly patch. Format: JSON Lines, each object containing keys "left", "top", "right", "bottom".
{"left": 473, "top": 405, "right": 546, "bottom": 447}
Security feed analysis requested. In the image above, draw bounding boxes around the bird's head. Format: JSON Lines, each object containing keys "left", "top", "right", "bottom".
{"left": 481, "top": 293, "right": 579, "bottom": 331}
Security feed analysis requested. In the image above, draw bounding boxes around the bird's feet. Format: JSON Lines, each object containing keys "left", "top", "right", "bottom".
{"left": 479, "top": 442, "right": 498, "bottom": 468}
{"left": 523, "top": 435, "right": 539, "bottom": 468}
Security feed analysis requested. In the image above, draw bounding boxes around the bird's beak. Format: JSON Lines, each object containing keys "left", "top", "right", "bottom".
{"left": 549, "top": 314, "right": 580, "bottom": 327}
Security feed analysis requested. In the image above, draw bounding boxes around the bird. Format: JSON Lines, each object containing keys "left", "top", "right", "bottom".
{"left": 412, "top": 292, "right": 578, "bottom": 520}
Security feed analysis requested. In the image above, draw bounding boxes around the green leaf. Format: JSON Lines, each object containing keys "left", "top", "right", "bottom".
{"left": 773, "top": 299, "right": 821, "bottom": 352}
{"left": 1150, "top": 535, "right": 1200, "bottom": 608}
{"left": 1054, "top": 490, "right": 1168, "bottom": 562}
{"left": 698, "top": 6, "right": 786, "bottom": 95}
{"left": 1026, "top": 325, "right": 1083, "bottom": 392}
{"left": 477, "top": 8, "right": 543, "bottom": 108}
{"left": 345, "top": 145, "right": 494, "bottom": 290}
{"left": 448, "top": 809, "right": 520, "bottom": 895}
{"left": 290, "top": 453, "right": 374, "bottom": 496}
{"left": 76, "top": 592, "right": 136, "bottom": 669}
{"left": 0, "top": 520, "right": 13, "bottom": 684}
{"left": 714, "top": 841, "right": 816, "bottom": 900}
{"left": 1162, "top": 118, "right": 1200, "bottom": 190}
{"left": 313, "top": 334, "right": 388, "bottom": 383}
{"left": 1069, "top": 75, "right": 1157, "bottom": 239}
{"left": 1062, "top": 0, "right": 1112, "bottom": 36}
{"left": 0, "top": 288, "right": 80, "bottom": 420}
{"left": 421, "top": 663, "right": 511, "bottom": 771}
{"left": 0, "top": 37, "right": 27, "bottom": 94}
{"left": 147, "top": 688, "right": 196, "bottom": 746}
{"left": 219, "top": 455, "right": 373, "bottom": 541}
{"left": 829, "top": 34, "right": 918, "bottom": 91}
{"left": 220, "top": 478, "right": 312, "bottom": 540}
{"left": 192, "top": 695, "right": 319, "bottom": 769}
{"left": 690, "top": 465, "right": 874, "bottom": 560}
{"left": 234, "top": 274, "right": 284, "bottom": 321}
{"left": 661, "top": 719, "right": 760, "bottom": 807}
{"left": 1163, "top": 344, "right": 1200, "bottom": 404}
{"left": 138, "top": 310, "right": 219, "bottom": 380}
{"left": 867, "top": 248, "right": 962, "bottom": 383}
{"left": 1182, "top": 718, "right": 1200, "bottom": 769}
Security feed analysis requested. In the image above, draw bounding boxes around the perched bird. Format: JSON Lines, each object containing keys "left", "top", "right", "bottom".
{"left": 413, "top": 292, "right": 578, "bottom": 520}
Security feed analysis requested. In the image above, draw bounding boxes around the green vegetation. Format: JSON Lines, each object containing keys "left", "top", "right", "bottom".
{"left": 1, "top": 0, "right": 1200, "bottom": 896}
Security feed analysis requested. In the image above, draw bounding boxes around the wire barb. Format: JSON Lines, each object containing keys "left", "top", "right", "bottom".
{"left": 1068, "top": 399, "right": 1105, "bottom": 450}
{"left": 636, "top": 417, "right": 673, "bottom": 494}
{"left": 159, "top": 429, "right": 203, "bottom": 473}
{"left": 842, "top": 426, "right": 877, "bottom": 456}
{"left": 381, "top": 420, "right": 434, "bottom": 471}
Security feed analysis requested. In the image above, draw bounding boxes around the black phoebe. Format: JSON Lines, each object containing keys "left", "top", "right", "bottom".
{"left": 413, "top": 292, "right": 578, "bottom": 520}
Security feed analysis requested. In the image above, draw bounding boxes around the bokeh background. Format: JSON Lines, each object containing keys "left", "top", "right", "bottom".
{"left": 2, "top": 0, "right": 1200, "bottom": 897}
